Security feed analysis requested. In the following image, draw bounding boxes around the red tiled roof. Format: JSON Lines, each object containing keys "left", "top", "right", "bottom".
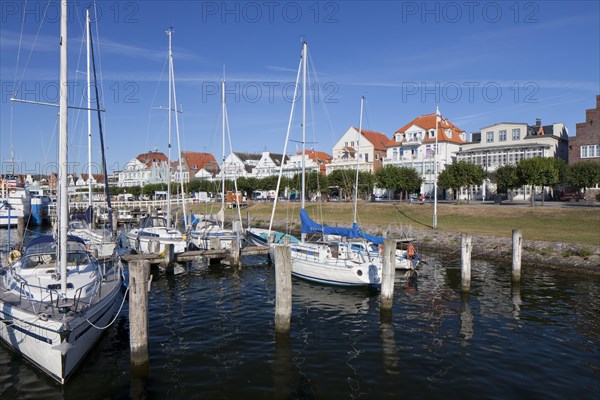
{"left": 353, "top": 128, "right": 391, "bottom": 151}
{"left": 392, "top": 113, "right": 466, "bottom": 145}
{"left": 180, "top": 152, "right": 220, "bottom": 175}
{"left": 298, "top": 150, "right": 333, "bottom": 163}
{"left": 80, "top": 173, "right": 105, "bottom": 183}
{"left": 137, "top": 151, "right": 168, "bottom": 167}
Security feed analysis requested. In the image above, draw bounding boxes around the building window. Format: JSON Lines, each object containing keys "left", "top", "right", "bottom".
{"left": 486, "top": 131, "right": 494, "bottom": 143}
{"left": 512, "top": 128, "right": 521, "bottom": 140}
{"left": 581, "top": 144, "right": 599, "bottom": 158}
{"left": 366, "top": 154, "right": 370, "bottom": 162}
{"left": 499, "top": 130, "right": 507, "bottom": 141}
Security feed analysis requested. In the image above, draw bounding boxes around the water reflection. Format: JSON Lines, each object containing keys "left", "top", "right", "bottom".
{"left": 380, "top": 321, "right": 400, "bottom": 375}
{"left": 0, "top": 251, "right": 598, "bottom": 399}
{"left": 511, "top": 282, "right": 522, "bottom": 322}
{"left": 460, "top": 292, "right": 473, "bottom": 346}
{"left": 273, "top": 333, "right": 292, "bottom": 400}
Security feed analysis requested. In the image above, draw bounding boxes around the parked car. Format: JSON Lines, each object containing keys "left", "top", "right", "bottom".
{"left": 559, "top": 191, "right": 581, "bottom": 201}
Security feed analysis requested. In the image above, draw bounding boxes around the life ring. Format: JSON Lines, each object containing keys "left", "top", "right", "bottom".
{"left": 407, "top": 245, "right": 416, "bottom": 258}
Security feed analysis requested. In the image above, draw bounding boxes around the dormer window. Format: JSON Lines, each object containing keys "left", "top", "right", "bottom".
{"left": 430, "top": 130, "right": 435, "bottom": 138}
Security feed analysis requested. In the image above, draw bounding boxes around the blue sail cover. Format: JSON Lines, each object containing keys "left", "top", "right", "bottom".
{"left": 300, "top": 209, "right": 384, "bottom": 245}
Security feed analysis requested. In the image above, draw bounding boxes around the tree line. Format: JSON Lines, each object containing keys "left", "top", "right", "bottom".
{"left": 107, "top": 159, "right": 600, "bottom": 204}
{"left": 439, "top": 159, "right": 600, "bottom": 205}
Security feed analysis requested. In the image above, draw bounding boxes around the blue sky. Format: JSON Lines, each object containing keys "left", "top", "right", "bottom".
{"left": 1, "top": 0, "right": 599, "bottom": 177}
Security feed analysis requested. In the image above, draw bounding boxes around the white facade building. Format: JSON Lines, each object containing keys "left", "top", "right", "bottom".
{"left": 457, "top": 119, "right": 569, "bottom": 200}
{"left": 383, "top": 113, "right": 467, "bottom": 195}
{"left": 117, "top": 151, "right": 169, "bottom": 188}
{"left": 218, "top": 152, "right": 262, "bottom": 180}
{"left": 326, "top": 127, "right": 389, "bottom": 175}
{"left": 283, "top": 150, "right": 332, "bottom": 177}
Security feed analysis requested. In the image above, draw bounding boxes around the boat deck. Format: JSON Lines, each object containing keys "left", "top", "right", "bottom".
{"left": 0, "top": 264, "right": 122, "bottom": 321}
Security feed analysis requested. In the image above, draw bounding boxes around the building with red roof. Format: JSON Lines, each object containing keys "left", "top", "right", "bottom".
{"left": 326, "top": 126, "right": 390, "bottom": 174}
{"left": 283, "top": 149, "right": 333, "bottom": 176}
{"left": 384, "top": 113, "right": 467, "bottom": 196}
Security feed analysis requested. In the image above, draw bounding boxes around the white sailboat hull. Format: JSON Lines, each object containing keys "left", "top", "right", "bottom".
{"left": 289, "top": 243, "right": 381, "bottom": 287}
{"left": 126, "top": 231, "right": 187, "bottom": 254}
{"left": 69, "top": 228, "right": 117, "bottom": 258}
{"left": 0, "top": 187, "right": 31, "bottom": 227}
{"left": 0, "top": 276, "right": 121, "bottom": 384}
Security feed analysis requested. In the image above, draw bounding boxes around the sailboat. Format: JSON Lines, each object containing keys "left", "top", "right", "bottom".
{"left": 68, "top": 9, "right": 116, "bottom": 259}
{"left": 0, "top": 1, "right": 123, "bottom": 383}
{"left": 0, "top": 177, "right": 31, "bottom": 228}
{"left": 126, "top": 28, "right": 187, "bottom": 255}
{"left": 283, "top": 42, "right": 383, "bottom": 287}
{"left": 188, "top": 78, "right": 241, "bottom": 251}
{"left": 322, "top": 96, "right": 419, "bottom": 271}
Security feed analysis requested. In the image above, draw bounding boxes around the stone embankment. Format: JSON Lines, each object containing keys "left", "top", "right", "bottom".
{"left": 249, "top": 217, "right": 600, "bottom": 275}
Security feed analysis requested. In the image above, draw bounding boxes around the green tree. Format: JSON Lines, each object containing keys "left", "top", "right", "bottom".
{"left": 517, "top": 157, "right": 558, "bottom": 206}
{"left": 375, "top": 165, "right": 401, "bottom": 200}
{"left": 437, "top": 161, "right": 485, "bottom": 204}
{"left": 357, "top": 171, "right": 374, "bottom": 200}
{"left": 400, "top": 167, "right": 423, "bottom": 198}
{"left": 495, "top": 164, "right": 520, "bottom": 198}
{"left": 375, "top": 165, "right": 422, "bottom": 201}
{"left": 568, "top": 161, "right": 600, "bottom": 195}
{"left": 327, "top": 170, "right": 355, "bottom": 200}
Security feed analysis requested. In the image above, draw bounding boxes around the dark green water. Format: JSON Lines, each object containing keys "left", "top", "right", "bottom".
{"left": 1, "top": 239, "right": 599, "bottom": 399}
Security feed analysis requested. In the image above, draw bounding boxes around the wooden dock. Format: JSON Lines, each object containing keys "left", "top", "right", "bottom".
{"left": 121, "top": 245, "right": 270, "bottom": 268}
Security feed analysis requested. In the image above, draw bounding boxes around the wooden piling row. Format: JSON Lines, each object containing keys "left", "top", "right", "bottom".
{"left": 274, "top": 245, "right": 292, "bottom": 334}
{"left": 380, "top": 239, "right": 396, "bottom": 312}
{"left": 512, "top": 229, "right": 522, "bottom": 282}
{"left": 461, "top": 233, "right": 472, "bottom": 292}
{"left": 129, "top": 260, "right": 150, "bottom": 366}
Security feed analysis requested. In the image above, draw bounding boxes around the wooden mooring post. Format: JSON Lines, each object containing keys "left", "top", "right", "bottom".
{"left": 230, "top": 239, "right": 240, "bottom": 267}
{"left": 164, "top": 243, "right": 175, "bottom": 273}
{"left": 461, "top": 233, "right": 472, "bottom": 292}
{"left": 512, "top": 229, "right": 522, "bottom": 282}
{"left": 17, "top": 217, "right": 25, "bottom": 248}
{"left": 129, "top": 260, "right": 151, "bottom": 366}
{"left": 380, "top": 238, "right": 397, "bottom": 315}
{"left": 274, "top": 245, "right": 292, "bottom": 334}
{"left": 111, "top": 211, "right": 118, "bottom": 235}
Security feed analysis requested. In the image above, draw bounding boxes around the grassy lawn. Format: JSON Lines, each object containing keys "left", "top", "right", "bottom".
{"left": 188, "top": 201, "right": 599, "bottom": 247}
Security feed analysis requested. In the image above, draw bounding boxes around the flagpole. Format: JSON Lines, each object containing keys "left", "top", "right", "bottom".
{"left": 433, "top": 105, "right": 439, "bottom": 229}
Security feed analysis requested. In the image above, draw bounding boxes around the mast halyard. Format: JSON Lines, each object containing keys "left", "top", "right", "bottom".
{"left": 166, "top": 28, "right": 173, "bottom": 228}
{"left": 300, "top": 41, "right": 307, "bottom": 243}
{"left": 59, "top": 0, "right": 69, "bottom": 296}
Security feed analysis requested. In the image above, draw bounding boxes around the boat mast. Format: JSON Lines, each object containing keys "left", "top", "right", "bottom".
{"left": 86, "top": 9, "right": 93, "bottom": 212}
{"left": 267, "top": 48, "right": 303, "bottom": 236}
{"left": 221, "top": 78, "right": 226, "bottom": 229}
{"left": 59, "top": 0, "right": 69, "bottom": 296}
{"left": 301, "top": 41, "right": 307, "bottom": 242}
{"left": 166, "top": 28, "right": 173, "bottom": 228}
{"left": 353, "top": 96, "right": 364, "bottom": 224}
{"left": 170, "top": 41, "right": 187, "bottom": 230}
{"left": 433, "top": 105, "right": 439, "bottom": 229}
{"left": 89, "top": 9, "right": 114, "bottom": 234}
